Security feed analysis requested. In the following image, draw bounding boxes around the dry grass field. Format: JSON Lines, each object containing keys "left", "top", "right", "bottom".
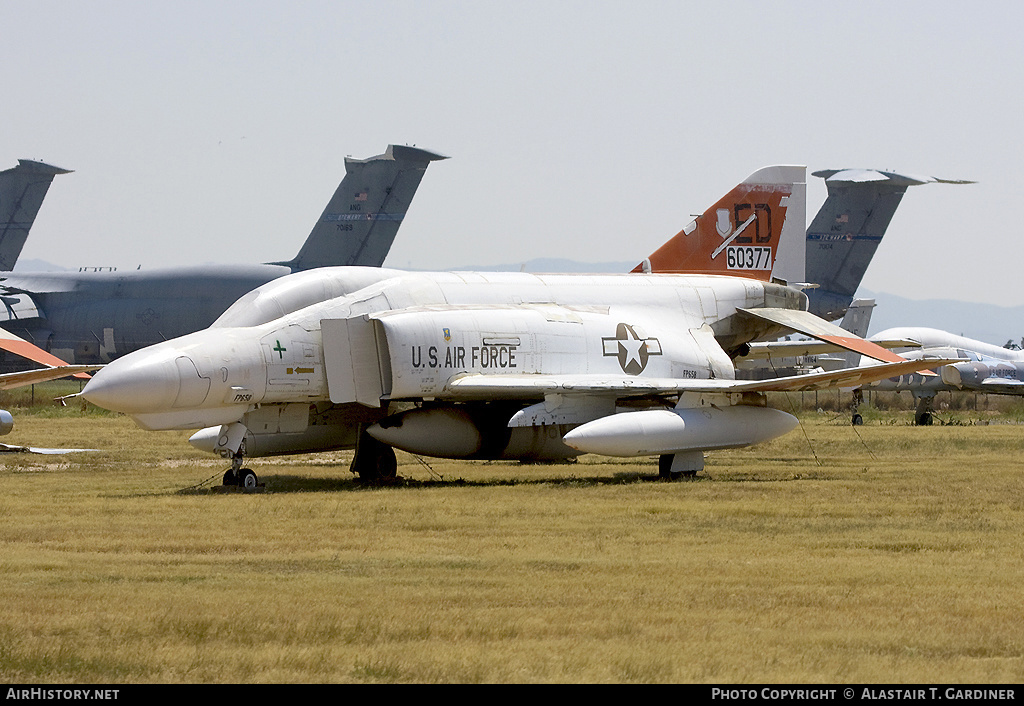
{"left": 1, "top": 385, "right": 1023, "bottom": 683}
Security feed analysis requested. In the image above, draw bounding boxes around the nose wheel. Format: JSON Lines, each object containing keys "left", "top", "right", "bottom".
{"left": 222, "top": 452, "right": 261, "bottom": 490}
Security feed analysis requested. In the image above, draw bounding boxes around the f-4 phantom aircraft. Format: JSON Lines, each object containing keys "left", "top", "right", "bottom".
{"left": 0, "top": 145, "right": 445, "bottom": 368}
{"left": 80, "top": 164, "right": 959, "bottom": 487}
{"left": 0, "top": 159, "right": 71, "bottom": 271}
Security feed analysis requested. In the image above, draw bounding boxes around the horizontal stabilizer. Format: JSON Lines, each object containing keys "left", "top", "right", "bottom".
{"left": 0, "top": 365, "right": 102, "bottom": 390}
{"left": 738, "top": 308, "right": 906, "bottom": 364}
{"left": 812, "top": 168, "right": 975, "bottom": 186}
{"left": 0, "top": 327, "right": 94, "bottom": 379}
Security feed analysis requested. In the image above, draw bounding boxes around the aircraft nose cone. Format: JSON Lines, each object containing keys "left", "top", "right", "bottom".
{"left": 81, "top": 350, "right": 183, "bottom": 414}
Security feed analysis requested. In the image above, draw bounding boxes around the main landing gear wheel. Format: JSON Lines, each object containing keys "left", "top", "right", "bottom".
{"left": 852, "top": 414, "right": 863, "bottom": 426}
{"left": 222, "top": 467, "right": 260, "bottom": 488}
{"left": 351, "top": 431, "right": 398, "bottom": 484}
{"left": 238, "top": 468, "right": 259, "bottom": 489}
{"left": 659, "top": 455, "right": 682, "bottom": 481}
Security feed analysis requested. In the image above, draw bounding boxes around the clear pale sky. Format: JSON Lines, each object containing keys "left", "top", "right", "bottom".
{"left": 4, "top": 1, "right": 1021, "bottom": 306}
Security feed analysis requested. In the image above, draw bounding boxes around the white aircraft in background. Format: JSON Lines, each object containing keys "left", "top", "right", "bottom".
{"left": 80, "top": 165, "right": 958, "bottom": 487}
{"left": 851, "top": 328, "right": 1024, "bottom": 425}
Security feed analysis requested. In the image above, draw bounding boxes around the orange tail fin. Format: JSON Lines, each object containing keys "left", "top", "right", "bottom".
{"left": 633, "top": 165, "right": 805, "bottom": 282}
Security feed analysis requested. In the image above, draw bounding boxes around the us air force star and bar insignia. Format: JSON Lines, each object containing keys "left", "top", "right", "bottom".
{"left": 602, "top": 323, "right": 662, "bottom": 375}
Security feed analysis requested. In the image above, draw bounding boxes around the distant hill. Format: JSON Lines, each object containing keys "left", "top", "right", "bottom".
{"left": 11, "top": 258, "right": 70, "bottom": 272}
{"left": 859, "top": 290, "right": 1024, "bottom": 347}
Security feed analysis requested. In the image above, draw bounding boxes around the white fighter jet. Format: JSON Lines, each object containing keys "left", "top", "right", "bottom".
{"left": 80, "top": 165, "right": 958, "bottom": 487}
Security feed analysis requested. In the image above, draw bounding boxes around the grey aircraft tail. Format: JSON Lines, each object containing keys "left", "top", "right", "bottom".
{"left": 804, "top": 169, "right": 972, "bottom": 321}
{"left": 837, "top": 297, "right": 875, "bottom": 368}
{"left": 276, "top": 145, "right": 448, "bottom": 272}
{"left": 0, "top": 160, "right": 72, "bottom": 271}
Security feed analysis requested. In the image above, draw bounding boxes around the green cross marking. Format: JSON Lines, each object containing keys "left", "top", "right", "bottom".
{"left": 273, "top": 340, "right": 287, "bottom": 359}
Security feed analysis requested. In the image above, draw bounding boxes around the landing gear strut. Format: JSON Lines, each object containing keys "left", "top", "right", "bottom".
{"left": 914, "top": 393, "right": 935, "bottom": 426}
{"left": 850, "top": 389, "right": 864, "bottom": 426}
{"left": 222, "top": 450, "right": 260, "bottom": 489}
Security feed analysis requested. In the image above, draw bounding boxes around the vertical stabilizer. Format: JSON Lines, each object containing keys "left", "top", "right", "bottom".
{"left": 838, "top": 297, "right": 875, "bottom": 368}
{"left": 282, "top": 145, "right": 448, "bottom": 272}
{"left": 633, "top": 165, "right": 806, "bottom": 283}
{"left": 0, "top": 160, "right": 72, "bottom": 271}
{"left": 805, "top": 169, "right": 972, "bottom": 320}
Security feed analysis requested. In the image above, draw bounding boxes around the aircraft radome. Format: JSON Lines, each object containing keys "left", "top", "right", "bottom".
{"left": 80, "top": 165, "right": 961, "bottom": 488}
{"left": 0, "top": 145, "right": 446, "bottom": 369}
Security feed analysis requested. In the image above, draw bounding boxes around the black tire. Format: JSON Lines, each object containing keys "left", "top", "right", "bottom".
{"left": 352, "top": 435, "right": 398, "bottom": 483}
{"left": 852, "top": 414, "right": 863, "bottom": 426}
{"left": 659, "top": 454, "right": 674, "bottom": 480}
{"left": 238, "top": 468, "right": 258, "bottom": 489}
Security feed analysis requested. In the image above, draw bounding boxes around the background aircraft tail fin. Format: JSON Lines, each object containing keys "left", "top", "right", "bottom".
{"left": 839, "top": 297, "right": 875, "bottom": 338}
{"left": 838, "top": 297, "right": 875, "bottom": 367}
{"left": 280, "top": 145, "right": 447, "bottom": 272}
{"left": 632, "top": 165, "right": 806, "bottom": 283}
{"left": 0, "top": 160, "right": 72, "bottom": 271}
{"left": 804, "top": 169, "right": 973, "bottom": 320}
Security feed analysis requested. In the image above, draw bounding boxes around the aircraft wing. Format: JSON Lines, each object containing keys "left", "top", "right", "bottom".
{"left": 0, "top": 365, "right": 103, "bottom": 391}
{"left": 445, "top": 357, "right": 964, "bottom": 399}
{"left": 0, "top": 327, "right": 93, "bottom": 379}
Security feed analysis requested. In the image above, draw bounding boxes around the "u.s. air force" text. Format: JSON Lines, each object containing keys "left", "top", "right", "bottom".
{"left": 410, "top": 345, "right": 518, "bottom": 370}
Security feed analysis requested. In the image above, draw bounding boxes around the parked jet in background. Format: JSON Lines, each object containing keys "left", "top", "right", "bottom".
{"left": 80, "top": 164, "right": 958, "bottom": 488}
{"left": 853, "top": 327, "right": 1024, "bottom": 425}
{"left": 0, "top": 159, "right": 71, "bottom": 271}
{"left": 0, "top": 145, "right": 445, "bottom": 368}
